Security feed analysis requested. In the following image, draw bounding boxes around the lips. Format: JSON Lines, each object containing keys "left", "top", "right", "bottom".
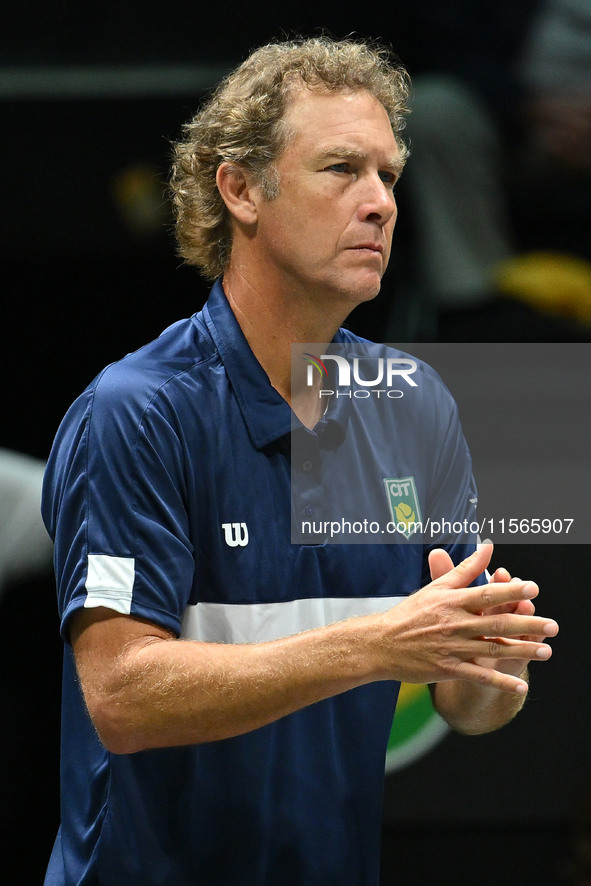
{"left": 349, "top": 243, "right": 384, "bottom": 258}
{"left": 350, "top": 243, "right": 384, "bottom": 254}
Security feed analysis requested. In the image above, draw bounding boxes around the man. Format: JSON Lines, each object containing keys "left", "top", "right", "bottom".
{"left": 42, "top": 37, "right": 558, "bottom": 885}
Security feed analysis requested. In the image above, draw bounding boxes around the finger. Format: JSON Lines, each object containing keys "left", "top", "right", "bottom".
{"left": 477, "top": 637, "right": 553, "bottom": 662}
{"left": 428, "top": 548, "right": 455, "bottom": 581}
{"left": 491, "top": 566, "right": 511, "bottom": 583}
{"left": 509, "top": 602, "right": 544, "bottom": 642}
{"left": 506, "top": 599, "right": 538, "bottom": 637}
{"left": 430, "top": 543, "right": 494, "bottom": 591}
{"left": 448, "top": 660, "right": 529, "bottom": 696}
{"left": 481, "top": 599, "right": 536, "bottom": 617}
{"left": 464, "top": 579, "right": 540, "bottom": 614}
{"left": 446, "top": 633, "right": 553, "bottom": 664}
{"left": 478, "top": 611, "right": 558, "bottom": 639}
{"left": 512, "top": 599, "right": 536, "bottom": 617}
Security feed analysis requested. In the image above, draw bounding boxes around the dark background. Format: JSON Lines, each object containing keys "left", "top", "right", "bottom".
{"left": 2, "top": 2, "right": 590, "bottom": 883}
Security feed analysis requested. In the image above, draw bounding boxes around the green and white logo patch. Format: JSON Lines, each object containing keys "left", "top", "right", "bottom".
{"left": 383, "top": 476, "right": 422, "bottom": 539}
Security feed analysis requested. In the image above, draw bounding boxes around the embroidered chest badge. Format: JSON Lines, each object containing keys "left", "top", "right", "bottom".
{"left": 383, "top": 477, "right": 422, "bottom": 539}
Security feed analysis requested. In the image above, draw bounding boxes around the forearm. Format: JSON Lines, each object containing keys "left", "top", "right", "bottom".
{"left": 84, "top": 617, "right": 381, "bottom": 754}
{"left": 429, "top": 667, "right": 529, "bottom": 736}
{"left": 75, "top": 547, "right": 557, "bottom": 753}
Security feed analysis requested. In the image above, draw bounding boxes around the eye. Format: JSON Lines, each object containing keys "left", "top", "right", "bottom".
{"left": 326, "top": 162, "right": 350, "bottom": 174}
{"left": 379, "top": 170, "right": 397, "bottom": 188}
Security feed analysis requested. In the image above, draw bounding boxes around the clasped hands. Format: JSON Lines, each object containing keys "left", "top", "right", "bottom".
{"left": 380, "top": 542, "right": 559, "bottom": 695}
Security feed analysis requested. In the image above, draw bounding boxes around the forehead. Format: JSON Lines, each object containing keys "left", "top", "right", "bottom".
{"left": 281, "top": 87, "right": 399, "bottom": 162}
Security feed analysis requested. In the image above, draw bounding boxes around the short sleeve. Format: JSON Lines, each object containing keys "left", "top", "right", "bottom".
{"left": 42, "top": 366, "right": 196, "bottom": 640}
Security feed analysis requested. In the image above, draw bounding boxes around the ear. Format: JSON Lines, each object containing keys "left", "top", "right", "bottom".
{"left": 216, "top": 162, "right": 258, "bottom": 225}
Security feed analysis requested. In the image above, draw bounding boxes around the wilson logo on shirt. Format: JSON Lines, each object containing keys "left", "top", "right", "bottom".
{"left": 383, "top": 477, "right": 422, "bottom": 539}
{"left": 221, "top": 522, "right": 249, "bottom": 547}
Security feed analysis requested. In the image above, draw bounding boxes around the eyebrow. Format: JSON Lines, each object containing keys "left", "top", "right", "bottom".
{"left": 316, "top": 147, "right": 406, "bottom": 176}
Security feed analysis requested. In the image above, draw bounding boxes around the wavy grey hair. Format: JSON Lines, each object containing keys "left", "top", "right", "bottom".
{"left": 170, "top": 36, "right": 411, "bottom": 280}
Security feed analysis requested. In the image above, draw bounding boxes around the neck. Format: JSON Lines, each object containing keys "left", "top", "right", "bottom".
{"left": 222, "top": 268, "right": 348, "bottom": 429}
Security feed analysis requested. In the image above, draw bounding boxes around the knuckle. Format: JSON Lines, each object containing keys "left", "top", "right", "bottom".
{"left": 437, "top": 644, "right": 454, "bottom": 663}
{"left": 476, "top": 668, "right": 490, "bottom": 687}
{"left": 436, "top": 652, "right": 459, "bottom": 674}
{"left": 487, "top": 639, "right": 502, "bottom": 658}
{"left": 490, "top": 616, "right": 506, "bottom": 636}
{"left": 447, "top": 658, "right": 463, "bottom": 679}
{"left": 439, "top": 617, "right": 455, "bottom": 639}
{"left": 438, "top": 604, "right": 459, "bottom": 639}
{"left": 480, "top": 585, "right": 495, "bottom": 608}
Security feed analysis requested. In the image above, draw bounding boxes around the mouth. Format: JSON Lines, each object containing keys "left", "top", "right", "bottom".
{"left": 349, "top": 243, "right": 384, "bottom": 255}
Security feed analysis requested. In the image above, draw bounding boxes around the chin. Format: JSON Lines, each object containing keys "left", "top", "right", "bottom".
{"left": 350, "top": 273, "right": 383, "bottom": 304}
{"left": 317, "top": 269, "right": 383, "bottom": 312}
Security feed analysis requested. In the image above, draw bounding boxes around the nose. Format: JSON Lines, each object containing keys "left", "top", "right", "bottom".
{"left": 358, "top": 173, "right": 397, "bottom": 227}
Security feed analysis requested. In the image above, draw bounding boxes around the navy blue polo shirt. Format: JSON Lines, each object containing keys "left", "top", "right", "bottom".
{"left": 42, "top": 280, "right": 481, "bottom": 886}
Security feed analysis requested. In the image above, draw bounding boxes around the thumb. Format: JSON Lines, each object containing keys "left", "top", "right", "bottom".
{"left": 428, "top": 548, "right": 454, "bottom": 581}
{"left": 429, "top": 542, "right": 494, "bottom": 590}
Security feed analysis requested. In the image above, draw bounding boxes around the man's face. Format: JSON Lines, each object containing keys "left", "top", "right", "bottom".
{"left": 253, "top": 87, "right": 403, "bottom": 311}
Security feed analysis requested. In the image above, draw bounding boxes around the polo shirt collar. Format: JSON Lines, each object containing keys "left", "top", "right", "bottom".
{"left": 202, "top": 280, "right": 350, "bottom": 450}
